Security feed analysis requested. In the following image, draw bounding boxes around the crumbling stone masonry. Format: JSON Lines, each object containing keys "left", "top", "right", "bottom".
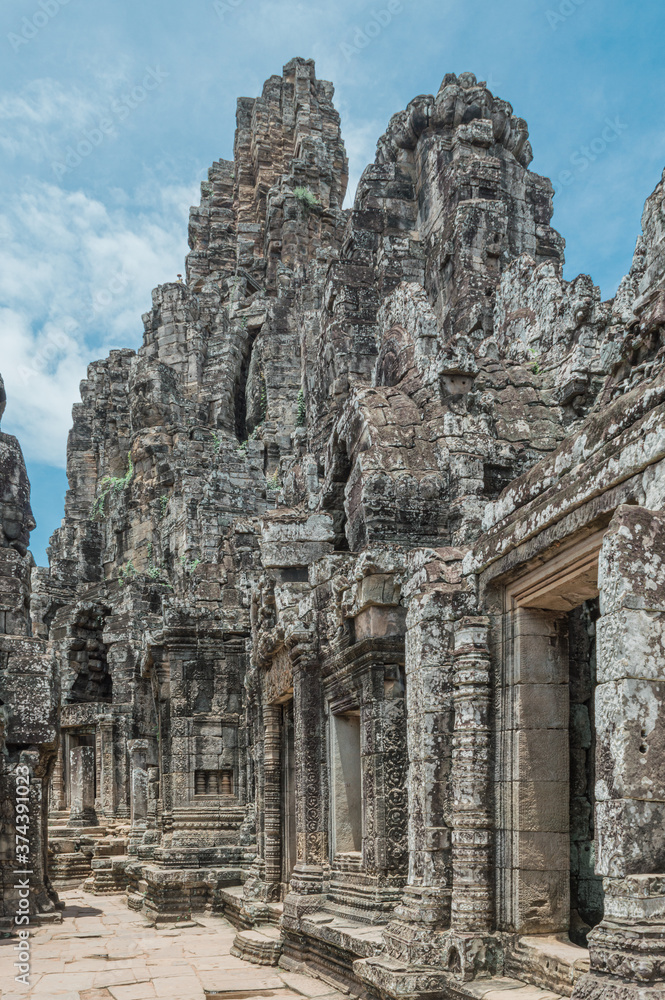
{"left": 2, "top": 57, "right": 664, "bottom": 999}
{"left": 0, "top": 374, "right": 61, "bottom": 931}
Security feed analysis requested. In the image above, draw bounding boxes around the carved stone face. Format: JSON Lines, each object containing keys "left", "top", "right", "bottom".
{"left": 0, "top": 452, "right": 36, "bottom": 555}
{"left": 0, "top": 376, "right": 36, "bottom": 556}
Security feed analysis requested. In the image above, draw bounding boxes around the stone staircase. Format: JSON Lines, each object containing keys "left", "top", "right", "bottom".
{"left": 48, "top": 817, "right": 104, "bottom": 889}
{"left": 85, "top": 838, "right": 130, "bottom": 894}
{"left": 231, "top": 924, "right": 283, "bottom": 966}
{"left": 48, "top": 811, "right": 129, "bottom": 891}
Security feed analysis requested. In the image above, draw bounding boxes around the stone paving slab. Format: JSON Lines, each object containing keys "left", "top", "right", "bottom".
{"left": 0, "top": 890, "right": 328, "bottom": 1000}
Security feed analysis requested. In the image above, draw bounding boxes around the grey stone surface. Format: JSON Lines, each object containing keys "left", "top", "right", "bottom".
{"left": 4, "top": 57, "right": 665, "bottom": 1000}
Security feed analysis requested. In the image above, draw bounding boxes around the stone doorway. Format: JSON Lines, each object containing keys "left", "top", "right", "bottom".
{"left": 57, "top": 730, "right": 96, "bottom": 811}
{"left": 567, "top": 598, "right": 604, "bottom": 946}
{"left": 330, "top": 709, "right": 363, "bottom": 859}
{"left": 498, "top": 530, "right": 606, "bottom": 944}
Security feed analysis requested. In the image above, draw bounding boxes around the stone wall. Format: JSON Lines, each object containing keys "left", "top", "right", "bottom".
{"left": 0, "top": 374, "right": 61, "bottom": 931}
{"left": 8, "top": 58, "right": 665, "bottom": 999}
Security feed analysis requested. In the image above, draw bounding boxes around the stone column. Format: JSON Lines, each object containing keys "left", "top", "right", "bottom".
{"left": 450, "top": 617, "right": 493, "bottom": 936}
{"left": 106, "top": 643, "right": 134, "bottom": 819}
{"left": 383, "top": 590, "right": 455, "bottom": 965}
{"left": 50, "top": 738, "right": 66, "bottom": 813}
{"left": 360, "top": 650, "right": 408, "bottom": 905}
{"left": 262, "top": 704, "right": 282, "bottom": 899}
{"left": 127, "top": 739, "right": 150, "bottom": 855}
{"left": 114, "top": 715, "right": 131, "bottom": 819}
{"left": 97, "top": 716, "right": 115, "bottom": 819}
{"left": 67, "top": 746, "right": 98, "bottom": 827}
{"left": 284, "top": 637, "right": 329, "bottom": 920}
{"left": 574, "top": 506, "right": 665, "bottom": 999}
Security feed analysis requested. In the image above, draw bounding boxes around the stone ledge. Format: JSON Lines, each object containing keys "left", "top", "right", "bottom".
{"left": 355, "top": 956, "right": 565, "bottom": 1000}
{"left": 232, "top": 925, "right": 283, "bottom": 965}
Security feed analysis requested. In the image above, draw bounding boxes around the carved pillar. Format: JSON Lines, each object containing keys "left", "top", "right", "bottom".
{"left": 451, "top": 617, "right": 493, "bottom": 933}
{"left": 409, "top": 614, "right": 502, "bottom": 984}
{"left": 50, "top": 737, "right": 66, "bottom": 813}
{"left": 67, "top": 746, "right": 98, "bottom": 827}
{"left": 262, "top": 704, "right": 282, "bottom": 899}
{"left": 383, "top": 589, "right": 455, "bottom": 965}
{"left": 127, "top": 739, "right": 151, "bottom": 855}
{"left": 113, "top": 715, "right": 131, "bottom": 819}
{"left": 106, "top": 642, "right": 134, "bottom": 819}
{"left": 574, "top": 506, "right": 665, "bottom": 999}
{"left": 285, "top": 637, "right": 329, "bottom": 918}
{"left": 94, "top": 725, "right": 102, "bottom": 816}
{"left": 97, "top": 716, "right": 115, "bottom": 819}
{"left": 361, "top": 650, "right": 408, "bottom": 903}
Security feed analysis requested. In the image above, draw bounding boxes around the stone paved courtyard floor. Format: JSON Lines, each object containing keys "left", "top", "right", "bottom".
{"left": 0, "top": 891, "right": 338, "bottom": 1000}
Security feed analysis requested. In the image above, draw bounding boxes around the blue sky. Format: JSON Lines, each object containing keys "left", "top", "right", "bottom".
{"left": 1, "top": 0, "right": 664, "bottom": 566}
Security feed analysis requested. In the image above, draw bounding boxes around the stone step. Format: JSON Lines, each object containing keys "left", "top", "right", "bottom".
{"left": 231, "top": 925, "right": 283, "bottom": 966}
{"left": 505, "top": 935, "right": 589, "bottom": 997}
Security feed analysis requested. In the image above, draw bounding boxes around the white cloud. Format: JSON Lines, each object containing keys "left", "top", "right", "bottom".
{"left": 339, "top": 114, "right": 384, "bottom": 208}
{"left": 0, "top": 78, "right": 105, "bottom": 161}
{"left": 0, "top": 178, "right": 198, "bottom": 466}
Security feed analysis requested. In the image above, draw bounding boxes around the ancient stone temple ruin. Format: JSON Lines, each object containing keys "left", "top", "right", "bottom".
{"left": 1, "top": 57, "right": 665, "bottom": 999}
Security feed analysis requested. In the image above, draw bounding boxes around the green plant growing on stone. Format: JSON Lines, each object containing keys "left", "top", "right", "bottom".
{"left": 266, "top": 469, "right": 280, "bottom": 491}
{"left": 293, "top": 187, "right": 320, "bottom": 210}
{"left": 158, "top": 494, "right": 169, "bottom": 519}
{"left": 296, "top": 388, "right": 306, "bottom": 427}
{"left": 212, "top": 431, "right": 221, "bottom": 451}
{"left": 146, "top": 542, "right": 166, "bottom": 582}
{"left": 528, "top": 347, "right": 541, "bottom": 375}
{"left": 237, "top": 425, "right": 259, "bottom": 456}
{"left": 90, "top": 451, "right": 134, "bottom": 520}
{"left": 180, "top": 555, "right": 201, "bottom": 575}
{"left": 118, "top": 560, "right": 137, "bottom": 587}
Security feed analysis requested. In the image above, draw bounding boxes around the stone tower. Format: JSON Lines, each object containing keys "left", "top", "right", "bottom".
{"left": 15, "top": 60, "right": 665, "bottom": 1000}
